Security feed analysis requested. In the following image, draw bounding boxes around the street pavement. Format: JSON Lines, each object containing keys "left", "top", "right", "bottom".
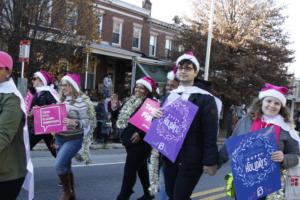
{"left": 17, "top": 140, "right": 231, "bottom": 200}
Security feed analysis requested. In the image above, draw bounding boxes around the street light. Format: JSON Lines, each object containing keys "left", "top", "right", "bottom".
{"left": 204, "top": 0, "right": 216, "bottom": 81}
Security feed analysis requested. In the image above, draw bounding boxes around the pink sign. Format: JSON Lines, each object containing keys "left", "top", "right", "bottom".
{"left": 33, "top": 103, "right": 68, "bottom": 135}
{"left": 128, "top": 98, "right": 160, "bottom": 133}
{"left": 25, "top": 91, "right": 34, "bottom": 114}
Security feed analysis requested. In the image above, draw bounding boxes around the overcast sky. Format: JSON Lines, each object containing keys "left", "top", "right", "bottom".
{"left": 123, "top": 0, "right": 300, "bottom": 77}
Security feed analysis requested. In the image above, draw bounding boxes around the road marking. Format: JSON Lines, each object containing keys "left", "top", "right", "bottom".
{"left": 191, "top": 187, "right": 225, "bottom": 198}
{"left": 72, "top": 161, "right": 125, "bottom": 168}
{"left": 198, "top": 192, "right": 227, "bottom": 200}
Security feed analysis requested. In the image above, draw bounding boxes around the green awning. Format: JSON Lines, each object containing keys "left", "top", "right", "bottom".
{"left": 136, "top": 63, "right": 168, "bottom": 84}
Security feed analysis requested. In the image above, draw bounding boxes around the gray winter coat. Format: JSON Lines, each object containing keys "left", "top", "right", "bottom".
{"left": 219, "top": 115, "right": 300, "bottom": 169}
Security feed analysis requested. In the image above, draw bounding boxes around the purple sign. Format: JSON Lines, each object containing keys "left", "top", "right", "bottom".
{"left": 144, "top": 98, "right": 198, "bottom": 162}
{"left": 33, "top": 103, "right": 68, "bottom": 135}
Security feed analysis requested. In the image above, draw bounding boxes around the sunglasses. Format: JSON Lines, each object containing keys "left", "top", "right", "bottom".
{"left": 32, "top": 77, "right": 38, "bottom": 81}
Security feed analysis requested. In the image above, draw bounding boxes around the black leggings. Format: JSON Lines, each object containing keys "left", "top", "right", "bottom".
{"left": 0, "top": 177, "right": 25, "bottom": 200}
{"left": 117, "top": 142, "right": 151, "bottom": 200}
{"left": 30, "top": 132, "right": 56, "bottom": 157}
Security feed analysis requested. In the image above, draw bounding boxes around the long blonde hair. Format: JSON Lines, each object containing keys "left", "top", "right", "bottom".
{"left": 59, "top": 81, "right": 83, "bottom": 104}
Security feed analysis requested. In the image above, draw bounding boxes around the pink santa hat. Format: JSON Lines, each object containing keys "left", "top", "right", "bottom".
{"left": 62, "top": 73, "right": 81, "bottom": 92}
{"left": 258, "top": 83, "right": 288, "bottom": 107}
{"left": 176, "top": 51, "right": 200, "bottom": 71}
{"left": 167, "top": 65, "right": 178, "bottom": 80}
{"left": 0, "top": 51, "right": 13, "bottom": 71}
{"left": 34, "top": 70, "right": 53, "bottom": 86}
{"left": 136, "top": 76, "right": 157, "bottom": 93}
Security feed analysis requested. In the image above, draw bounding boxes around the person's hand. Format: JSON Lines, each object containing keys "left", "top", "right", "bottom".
{"left": 271, "top": 151, "right": 284, "bottom": 163}
{"left": 203, "top": 165, "right": 218, "bottom": 176}
{"left": 152, "top": 108, "right": 163, "bottom": 118}
{"left": 27, "top": 111, "right": 33, "bottom": 117}
{"left": 64, "top": 118, "right": 78, "bottom": 127}
{"left": 131, "top": 132, "right": 141, "bottom": 144}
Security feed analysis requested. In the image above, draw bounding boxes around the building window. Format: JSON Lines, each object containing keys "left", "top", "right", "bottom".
{"left": 96, "top": 14, "right": 103, "bottom": 35}
{"left": 39, "top": 0, "right": 53, "bottom": 26}
{"left": 178, "top": 44, "right": 185, "bottom": 54}
{"left": 132, "top": 26, "right": 142, "bottom": 50}
{"left": 165, "top": 38, "right": 172, "bottom": 58}
{"left": 149, "top": 34, "right": 157, "bottom": 57}
{"left": 112, "top": 18, "right": 123, "bottom": 46}
{"left": 65, "top": 1, "right": 78, "bottom": 28}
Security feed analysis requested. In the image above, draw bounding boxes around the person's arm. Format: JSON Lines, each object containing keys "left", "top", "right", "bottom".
{"left": 277, "top": 130, "right": 300, "bottom": 168}
{"left": 0, "top": 94, "right": 23, "bottom": 153}
{"left": 201, "top": 95, "right": 219, "bottom": 167}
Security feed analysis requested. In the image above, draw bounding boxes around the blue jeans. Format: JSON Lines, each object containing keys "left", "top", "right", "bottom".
{"left": 55, "top": 136, "right": 83, "bottom": 175}
{"left": 159, "top": 167, "right": 168, "bottom": 200}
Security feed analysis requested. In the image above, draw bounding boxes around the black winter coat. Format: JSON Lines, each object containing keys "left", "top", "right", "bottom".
{"left": 31, "top": 91, "right": 57, "bottom": 109}
{"left": 119, "top": 99, "right": 150, "bottom": 147}
{"left": 162, "top": 93, "right": 219, "bottom": 166}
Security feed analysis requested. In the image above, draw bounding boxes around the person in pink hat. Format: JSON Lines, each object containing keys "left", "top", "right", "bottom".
{"left": 116, "top": 76, "right": 158, "bottom": 200}
{"left": 55, "top": 73, "right": 90, "bottom": 200}
{"left": 28, "top": 70, "right": 59, "bottom": 158}
{"left": 0, "top": 51, "right": 34, "bottom": 199}
{"left": 219, "top": 83, "right": 300, "bottom": 199}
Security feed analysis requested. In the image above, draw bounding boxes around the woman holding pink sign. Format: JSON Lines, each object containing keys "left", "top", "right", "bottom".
{"left": 55, "top": 73, "right": 90, "bottom": 200}
{"left": 28, "top": 70, "right": 60, "bottom": 158}
{"left": 116, "top": 76, "right": 158, "bottom": 200}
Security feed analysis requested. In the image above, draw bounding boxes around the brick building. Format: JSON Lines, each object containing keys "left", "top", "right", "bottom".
{"left": 84, "top": 0, "right": 180, "bottom": 98}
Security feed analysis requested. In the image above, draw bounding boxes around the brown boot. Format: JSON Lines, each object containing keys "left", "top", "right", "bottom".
{"left": 59, "top": 174, "right": 75, "bottom": 200}
{"left": 69, "top": 173, "right": 75, "bottom": 198}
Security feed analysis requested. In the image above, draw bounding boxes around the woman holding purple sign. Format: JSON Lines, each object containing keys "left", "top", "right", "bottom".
{"left": 219, "top": 83, "right": 300, "bottom": 199}
{"left": 55, "top": 74, "right": 90, "bottom": 200}
{"left": 116, "top": 76, "right": 158, "bottom": 200}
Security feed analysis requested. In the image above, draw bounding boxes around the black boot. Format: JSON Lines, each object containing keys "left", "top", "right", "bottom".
{"left": 137, "top": 192, "right": 154, "bottom": 200}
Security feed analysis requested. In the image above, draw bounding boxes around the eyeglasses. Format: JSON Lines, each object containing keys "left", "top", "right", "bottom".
{"left": 177, "top": 65, "right": 194, "bottom": 72}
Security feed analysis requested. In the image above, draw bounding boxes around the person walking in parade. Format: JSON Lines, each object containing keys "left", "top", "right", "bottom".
{"left": 116, "top": 76, "right": 158, "bottom": 200}
{"left": 153, "top": 51, "right": 222, "bottom": 200}
{"left": 0, "top": 51, "right": 34, "bottom": 200}
{"left": 148, "top": 67, "right": 179, "bottom": 200}
{"left": 55, "top": 74, "right": 90, "bottom": 200}
{"left": 28, "top": 70, "right": 60, "bottom": 157}
{"left": 219, "top": 83, "right": 300, "bottom": 199}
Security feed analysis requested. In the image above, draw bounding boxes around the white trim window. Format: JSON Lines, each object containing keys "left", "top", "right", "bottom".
{"left": 38, "top": 0, "right": 53, "bottom": 26}
{"left": 165, "top": 38, "right": 172, "bottom": 58}
{"left": 112, "top": 17, "right": 123, "bottom": 46}
{"left": 149, "top": 34, "right": 157, "bottom": 57}
{"left": 132, "top": 24, "right": 142, "bottom": 50}
{"left": 178, "top": 44, "right": 185, "bottom": 54}
{"left": 97, "top": 15, "right": 103, "bottom": 35}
